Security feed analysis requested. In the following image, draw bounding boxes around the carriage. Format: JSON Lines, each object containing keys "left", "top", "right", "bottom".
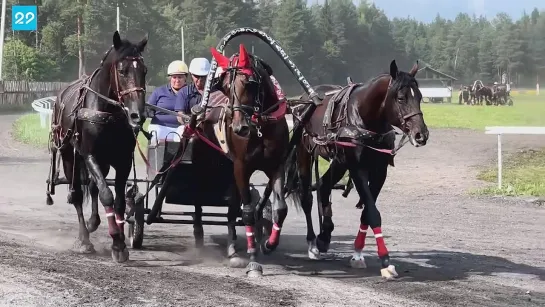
{"left": 126, "top": 125, "right": 261, "bottom": 249}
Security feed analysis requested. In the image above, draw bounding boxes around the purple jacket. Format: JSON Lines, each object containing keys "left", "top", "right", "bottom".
{"left": 148, "top": 84, "right": 185, "bottom": 128}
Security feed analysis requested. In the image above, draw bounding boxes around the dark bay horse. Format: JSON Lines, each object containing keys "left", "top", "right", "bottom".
{"left": 474, "top": 82, "right": 493, "bottom": 105}
{"left": 48, "top": 31, "right": 148, "bottom": 263}
{"left": 286, "top": 60, "right": 429, "bottom": 279}
{"left": 199, "top": 44, "right": 290, "bottom": 277}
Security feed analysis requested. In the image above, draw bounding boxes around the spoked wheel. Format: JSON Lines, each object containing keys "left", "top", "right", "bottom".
{"left": 255, "top": 200, "right": 273, "bottom": 252}
{"left": 128, "top": 192, "right": 145, "bottom": 249}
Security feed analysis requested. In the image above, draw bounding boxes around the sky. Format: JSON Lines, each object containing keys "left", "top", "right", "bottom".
{"left": 309, "top": 0, "right": 545, "bottom": 23}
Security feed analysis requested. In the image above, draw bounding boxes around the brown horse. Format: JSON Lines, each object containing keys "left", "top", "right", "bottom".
{"left": 47, "top": 31, "right": 148, "bottom": 263}
{"left": 199, "top": 44, "right": 290, "bottom": 277}
{"left": 286, "top": 60, "right": 429, "bottom": 279}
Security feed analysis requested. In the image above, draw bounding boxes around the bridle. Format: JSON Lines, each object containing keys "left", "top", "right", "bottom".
{"left": 216, "top": 55, "right": 265, "bottom": 122}
{"left": 214, "top": 55, "right": 276, "bottom": 138}
{"left": 83, "top": 46, "right": 147, "bottom": 112}
{"left": 384, "top": 76, "right": 423, "bottom": 134}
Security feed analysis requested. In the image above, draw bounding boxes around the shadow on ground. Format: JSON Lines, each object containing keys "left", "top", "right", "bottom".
{"left": 131, "top": 232, "right": 545, "bottom": 284}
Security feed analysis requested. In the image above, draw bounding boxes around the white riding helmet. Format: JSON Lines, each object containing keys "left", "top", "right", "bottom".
{"left": 189, "top": 58, "right": 211, "bottom": 76}
{"left": 493, "top": 81, "right": 498, "bottom": 85}
{"left": 167, "top": 60, "right": 189, "bottom": 76}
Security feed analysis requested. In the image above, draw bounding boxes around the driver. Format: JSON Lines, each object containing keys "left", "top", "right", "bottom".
{"left": 175, "top": 57, "right": 211, "bottom": 121}
{"left": 147, "top": 60, "right": 188, "bottom": 143}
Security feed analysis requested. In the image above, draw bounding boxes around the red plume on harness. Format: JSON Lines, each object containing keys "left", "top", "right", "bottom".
{"left": 210, "top": 47, "right": 229, "bottom": 69}
{"left": 210, "top": 44, "right": 252, "bottom": 75}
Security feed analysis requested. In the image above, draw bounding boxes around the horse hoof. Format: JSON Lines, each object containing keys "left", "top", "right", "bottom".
{"left": 81, "top": 243, "right": 95, "bottom": 254}
{"left": 316, "top": 236, "right": 329, "bottom": 253}
{"left": 86, "top": 217, "right": 101, "bottom": 233}
{"left": 79, "top": 243, "right": 95, "bottom": 254}
{"left": 229, "top": 256, "right": 248, "bottom": 268}
{"left": 261, "top": 240, "right": 276, "bottom": 255}
{"left": 380, "top": 265, "right": 398, "bottom": 280}
{"left": 74, "top": 239, "right": 95, "bottom": 254}
{"left": 350, "top": 257, "right": 367, "bottom": 269}
{"left": 111, "top": 247, "right": 129, "bottom": 263}
{"left": 246, "top": 262, "right": 263, "bottom": 278}
{"left": 46, "top": 195, "right": 54, "bottom": 206}
{"left": 307, "top": 244, "right": 321, "bottom": 260}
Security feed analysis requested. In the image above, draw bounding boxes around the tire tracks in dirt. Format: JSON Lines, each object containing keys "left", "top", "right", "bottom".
{"left": 1, "top": 113, "right": 545, "bottom": 306}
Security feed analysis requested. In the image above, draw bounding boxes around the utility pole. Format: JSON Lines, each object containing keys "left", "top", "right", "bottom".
{"left": 0, "top": 0, "right": 7, "bottom": 80}
{"left": 116, "top": 1, "right": 120, "bottom": 32}
{"left": 181, "top": 23, "right": 184, "bottom": 62}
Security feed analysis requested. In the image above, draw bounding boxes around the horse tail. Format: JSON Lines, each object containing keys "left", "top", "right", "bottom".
{"left": 77, "top": 154, "right": 92, "bottom": 207}
{"left": 283, "top": 148, "right": 305, "bottom": 213}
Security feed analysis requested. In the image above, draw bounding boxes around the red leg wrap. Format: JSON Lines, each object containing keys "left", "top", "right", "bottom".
{"left": 268, "top": 223, "right": 281, "bottom": 246}
{"left": 372, "top": 227, "right": 388, "bottom": 257}
{"left": 354, "top": 224, "right": 368, "bottom": 250}
{"left": 245, "top": 226, "right": 256, "bottom": 253}
{"left": 104, "top": 207, "right": 118, "bottom": 237}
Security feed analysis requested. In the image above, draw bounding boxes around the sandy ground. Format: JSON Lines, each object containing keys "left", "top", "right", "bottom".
{"left": 0, "top": 112, "right": 544, "bottom": 307}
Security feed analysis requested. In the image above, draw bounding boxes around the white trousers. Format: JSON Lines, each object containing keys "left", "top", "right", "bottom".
{"left": 147, "top": 124, "right": 185, "bottom": 144}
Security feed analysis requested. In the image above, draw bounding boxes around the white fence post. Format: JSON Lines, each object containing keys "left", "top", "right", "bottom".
{"left": 485, "top": 126, "right": 545, "bottom": 189}
{"left": 497, "top": 134, "right": 502, "bottom": 189}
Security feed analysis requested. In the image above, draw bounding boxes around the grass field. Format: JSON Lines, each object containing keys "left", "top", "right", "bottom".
{"left": 11, "top": 113, "right": 50, "bottom": 148}
{"left": 474, "top": 149, "right": 545, "bottom": 197}
{"left": 421, "top": 90, "right": 545, "bottom": 129}
{"left": 10, "top": 90, "right": 544, "bottom": 196}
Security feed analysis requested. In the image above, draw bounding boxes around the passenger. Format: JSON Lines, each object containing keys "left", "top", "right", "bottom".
{"left": 147, "top": 60, "right": 189, "bottom": 143}
{"left": 175, "top": 57, "right": 211, "bottom": 123}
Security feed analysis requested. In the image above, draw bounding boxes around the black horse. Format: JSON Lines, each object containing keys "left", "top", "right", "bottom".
{"left": 286, "top": 60, "right": 429, "bottom": 279}
{"left": 47, "top": 31, "right": 148, "bottom": 263}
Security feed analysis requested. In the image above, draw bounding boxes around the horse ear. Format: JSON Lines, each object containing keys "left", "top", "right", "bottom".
{"left": 137, "top": 34, "right": 148, "bottom": 53}
{"left": 409, "top": 60, "right": 419, "bottom": 77}
{"left": 238, "top": 44, "right": 250, "bottom": 68}
{"left": 210, "top": 47, "right": 230, "bottom": 69}
{"left": 113, "top": 31, "right": 122, "bottom": 50}
{"left": 389, "top": 60, "right": 398, "bottom": 79}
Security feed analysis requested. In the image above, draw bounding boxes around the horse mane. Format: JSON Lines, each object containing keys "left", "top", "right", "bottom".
{"left": 100, "top": 38, "right": 143, "bottom": 66}
{"left": 362, "top": 71, "right": 420, "bottom": 98}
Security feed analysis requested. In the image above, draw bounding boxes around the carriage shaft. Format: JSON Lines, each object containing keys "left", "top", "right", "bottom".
{"left": 47, "top": 177, "right": 150, "bottom": 186}
{"left": 146, "top": 218, "right": 244, "bottom": 226}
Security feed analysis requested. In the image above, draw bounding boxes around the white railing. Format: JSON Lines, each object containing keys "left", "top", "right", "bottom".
{"left": 31, "top": 96, "right": 56, "bottom": 129}
{"left": 484, "top": 126, "right": 545, "bottom": 189}
{"left": 30, "top": 96, "right": 295, "bottom": 131}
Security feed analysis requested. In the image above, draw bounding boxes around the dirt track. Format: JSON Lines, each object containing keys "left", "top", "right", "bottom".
{"left": 1, "top": 113, "right": 544, "bottom": 307}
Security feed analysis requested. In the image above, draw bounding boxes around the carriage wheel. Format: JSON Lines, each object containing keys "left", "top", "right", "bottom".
{"left": 128, "top": 194, "right": 145, "bottom": 249}
{"left": 255, "top": 200, "right": 273, "bottom": 247}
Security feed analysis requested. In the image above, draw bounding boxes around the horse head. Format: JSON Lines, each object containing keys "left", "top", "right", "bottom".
{"left": 210, "top": 44, "right": 277, "bottom": 138}
{"left": 100, "top": 31, "right": 148, "bottom": 128}
{"left": 383, "top": 60, "right": 429, "bottom": 147}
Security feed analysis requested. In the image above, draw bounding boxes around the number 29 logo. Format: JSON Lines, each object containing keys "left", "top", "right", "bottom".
{"left": 12, "top": 5, "right": 38, "bottom": 31}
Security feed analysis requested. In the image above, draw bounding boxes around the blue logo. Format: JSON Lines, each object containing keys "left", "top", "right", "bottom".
{"left": 12, "top": 5, "right": 37, "bottom": 31}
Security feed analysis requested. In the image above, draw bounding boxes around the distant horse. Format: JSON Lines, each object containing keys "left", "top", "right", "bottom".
{"left": 492, "top": 84, "right": 509, "bottom": 105}
{"left": 474, "top": 82, "right": 493, "bottom": 105}
{"left": 47, "top": 31, "right": 148, "bottom": 263}
{"left": 198, "top": 44, "right": 290, "bottom": 277}
{"left": 286, "top": 60, "right": 429, "bottom": 279}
